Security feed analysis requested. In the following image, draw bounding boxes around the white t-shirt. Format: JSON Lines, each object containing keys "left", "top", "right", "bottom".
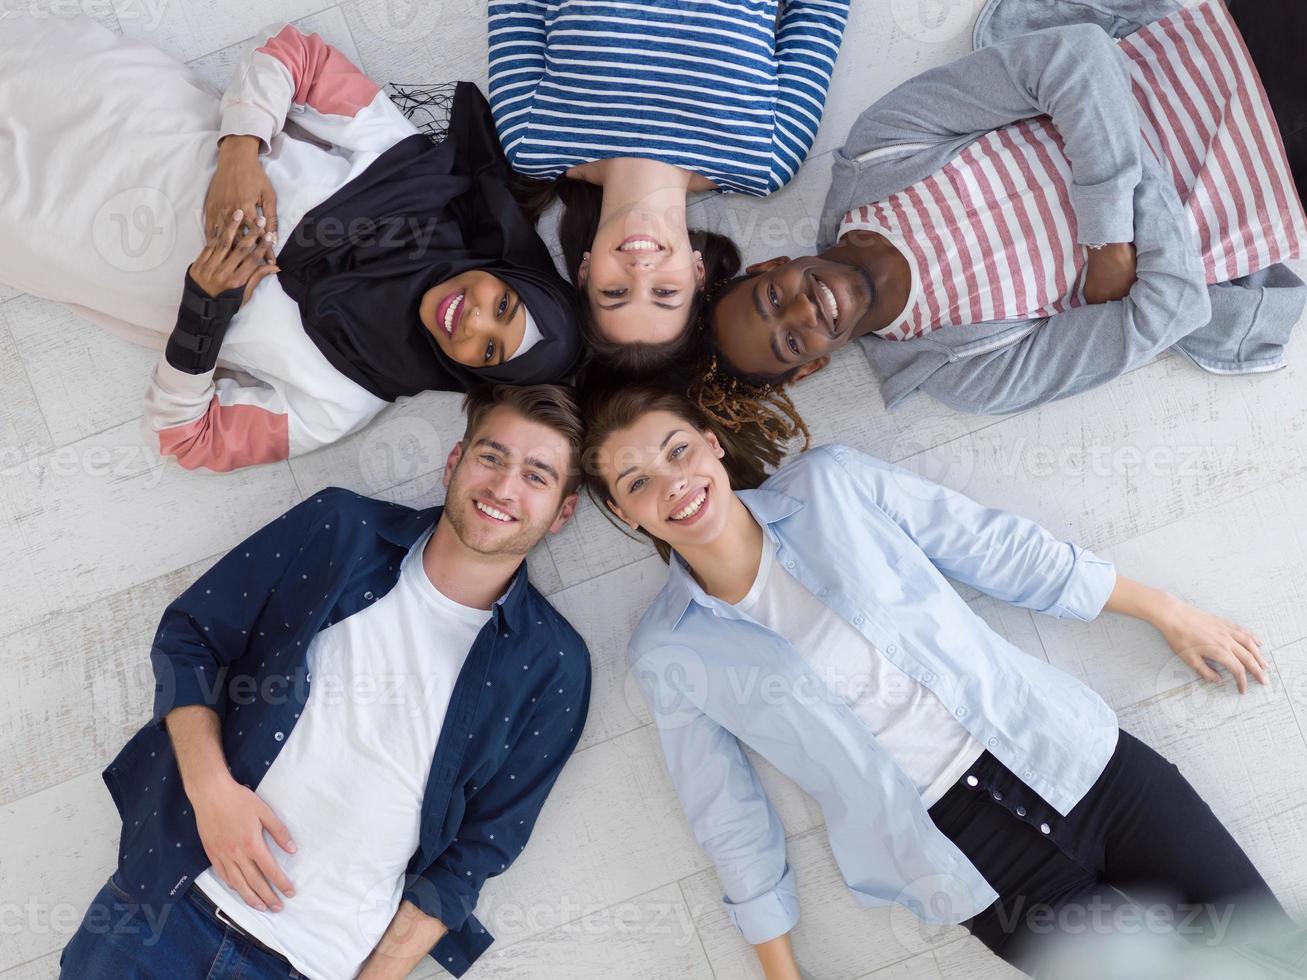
{"left": 735, "top": 534, "right": 984, "bottom": 808}
{"left": 195, "top": 523, "right": 492, "bottom": 980}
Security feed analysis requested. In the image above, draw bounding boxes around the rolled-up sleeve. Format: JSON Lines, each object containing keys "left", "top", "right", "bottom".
{"left": 633, "top": 644, "right": 798, "bottom": 943}
{"left": 829, "top": 446, "right": 1116, "bottom": 621}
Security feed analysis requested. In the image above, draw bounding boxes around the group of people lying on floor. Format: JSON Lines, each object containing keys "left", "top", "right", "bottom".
{"left": 3, "top": 0, "right": 1305, "bottom": 977}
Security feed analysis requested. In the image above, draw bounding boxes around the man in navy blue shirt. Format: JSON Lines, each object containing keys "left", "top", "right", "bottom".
{"left": 59, "top": 384, "right": 593, "bottom": 980}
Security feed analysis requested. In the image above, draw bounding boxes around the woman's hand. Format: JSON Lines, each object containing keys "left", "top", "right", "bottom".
{"left": 1105, "top": 576, "right": 1269, "bottom": 692}
{"left": 204, "top": 134, "right": 278, "bottom": 242}
{"left": 1082, "top": 242, "right": 1138, "bottom": 304}
{"left": 1154, "top": 596, "right": 1269, "bottom": 692}
{"left": 188, "top": 208, "right": 279, "bottom": 304}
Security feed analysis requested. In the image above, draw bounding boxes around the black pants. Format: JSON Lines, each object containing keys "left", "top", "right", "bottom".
{"left": 927, "top": 729, "right": 1292, "bottom": 975}
{"left": 1227, "top": 0, "right": 1307, "bottom": 204}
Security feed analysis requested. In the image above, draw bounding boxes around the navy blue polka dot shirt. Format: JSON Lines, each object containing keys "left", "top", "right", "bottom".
{"left": 102, "top": 487, "right": 592, "bottom": 976}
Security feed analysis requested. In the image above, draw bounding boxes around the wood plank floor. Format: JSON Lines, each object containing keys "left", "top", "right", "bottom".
{"left": 1, "top": 1, "right": 1302, "bottom": 977}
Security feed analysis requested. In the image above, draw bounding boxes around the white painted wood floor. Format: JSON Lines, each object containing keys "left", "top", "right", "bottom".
{"left": 2, "top": 1, "right": 1305, "bottom": 978}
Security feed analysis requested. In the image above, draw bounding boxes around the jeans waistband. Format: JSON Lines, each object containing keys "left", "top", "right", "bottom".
{"left": 186, "top": 884, "right": 298, "bottom": 971}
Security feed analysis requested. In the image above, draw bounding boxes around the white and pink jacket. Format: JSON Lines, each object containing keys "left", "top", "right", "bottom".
{"left": 0, "top": 19, "right": 421, "bottom": 471}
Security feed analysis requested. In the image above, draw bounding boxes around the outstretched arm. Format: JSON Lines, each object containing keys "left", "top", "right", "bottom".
{"left": 1104, "top": 576, "right": 1269, "bottom": 692}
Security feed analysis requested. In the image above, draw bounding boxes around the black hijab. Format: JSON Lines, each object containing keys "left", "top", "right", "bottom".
{"left": 275, "top": 82, "right": 580, "bottom": 401}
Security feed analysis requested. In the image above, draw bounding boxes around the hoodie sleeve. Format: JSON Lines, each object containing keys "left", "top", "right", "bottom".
{"left": 820, "top": 23, "right": 1142, "bottom": 249}
{"left": 218, "top": 22, "right": 415, "bottom": 159}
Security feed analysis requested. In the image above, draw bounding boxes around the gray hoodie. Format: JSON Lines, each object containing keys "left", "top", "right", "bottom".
{"left": 817, "top": 0, "right": 1305, "bottom": 415}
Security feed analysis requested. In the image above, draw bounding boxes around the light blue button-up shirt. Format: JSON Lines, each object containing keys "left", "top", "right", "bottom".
{"left": 628, "top": 445, "right": 1120, "bottom": 943}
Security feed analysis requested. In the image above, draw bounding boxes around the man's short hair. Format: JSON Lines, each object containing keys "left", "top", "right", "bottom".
{"left": 460, "top": 384, "right": 585, "bottom": 495}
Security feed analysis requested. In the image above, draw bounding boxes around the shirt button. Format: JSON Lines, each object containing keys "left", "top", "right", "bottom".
{"left": 965, "top": 775, "right": 979, "bottom": 787}
{"left": 853, "top": 615, "right": 865, "bottom": 626}
{"left": 274, "top": 732, "right": 284, "bottom": 741}
{"left": 784, "top": 560, "right": 795, "bottom": 570}
{"left": 921, "top": 671, "right": 933, "bottom": 683}
{"left": 1016, "top": 806, "right": 1027, "bottom": 817}
{"left": 955, "top": 706, "right": 966, "bottom": 717}
{"left": 364, "top": 591, "right": 374, "bottom": 600}
{"left": 992, "top": 791, "right": 1003, "bottom": 801}
{"left": 1023, "top": 769, "right": 1034, "bottom": 779}
{"left": 987, "top": 737, "right": 998, "bottom": 747}
{"left": 1040, "top": 822, "right": 1051, "bottom": 834}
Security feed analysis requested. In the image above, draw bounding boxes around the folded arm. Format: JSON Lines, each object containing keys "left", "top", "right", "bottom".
{"left": 822, "top": 23, "right": 1142, "bottom": 248}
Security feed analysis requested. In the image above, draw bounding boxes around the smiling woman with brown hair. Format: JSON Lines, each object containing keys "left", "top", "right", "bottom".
{"left": 580, "top": 381, "right": 1294, "bottom": 979}
{"left": 487, "top": 0, "right": 851, "bottom": 376}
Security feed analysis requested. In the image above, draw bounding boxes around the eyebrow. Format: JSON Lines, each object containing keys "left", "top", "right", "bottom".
{"left": 499, "top": 297, "right": 525, "bottom": 366}
{"left": 596, "top": 297, "right": 685, "bottom": 311}
{"left": 615, "top": 429, "right": 683, "bottom": 482}
{"left": 476, "top": 437, "right": 560, "bottom": 483}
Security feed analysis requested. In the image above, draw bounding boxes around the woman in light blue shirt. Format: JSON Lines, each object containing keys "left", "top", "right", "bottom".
{"left": 580, "top": 381, "right": 1293, "bottom": 977}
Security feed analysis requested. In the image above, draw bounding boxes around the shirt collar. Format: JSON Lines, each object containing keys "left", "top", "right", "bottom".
{"left": 375, "top": 503, "right": 533, "bottom": 632}
{"left": 661, "top": 486, "right": 804, "bottom": 629}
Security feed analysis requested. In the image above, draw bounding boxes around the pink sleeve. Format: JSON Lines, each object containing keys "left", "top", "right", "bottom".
{"left": 219, "top": 22, "right": 415, "bottom": 155}
{"left": 157, "top": 396, "right": 290, "bottom": 472}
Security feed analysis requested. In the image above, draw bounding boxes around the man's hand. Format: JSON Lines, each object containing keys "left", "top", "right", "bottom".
{"left": 188, "top": 207, "right": 279, "bottom": 304}
{"left": 1082, "top": 242, "right": 1138, "bottom": 304}
{"left": 191, "top": 770, "right": 298, "bottom": 913}
{"left": 205, "top": 134, "right": 278, "bottom": 242}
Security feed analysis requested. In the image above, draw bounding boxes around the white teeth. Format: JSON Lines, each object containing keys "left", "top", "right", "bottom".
{"left": 475, "top": 500, "right": 513, "bottom": 522}
{"left": 618, "top": 240, "right": 661, "bottom": 252}
{"left": 669, "top": 488, "right": 707, "bottom": 521}
{"left": 815, "top": 279, "right": 839, "bottom": 324}
{"left": 443, "top": 293, "right": 463, "bottom": 335}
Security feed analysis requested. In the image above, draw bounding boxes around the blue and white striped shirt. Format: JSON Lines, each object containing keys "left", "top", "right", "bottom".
{"left": 487, "top": 0, "right": 851, "bottom": 196}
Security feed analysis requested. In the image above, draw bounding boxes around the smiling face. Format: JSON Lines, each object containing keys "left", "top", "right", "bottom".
{"left": 598, "top": 410, "right": 733, "bottom": 553}
{"left": 441, "top": 405, "right": 577, "bottom": 557}
{"left": 419, "top": 269, "right": 528, "bottom": 368}
{"left": 578, "top": 215, "right": 706, "bottom": 345}
{"left": 710, "top": 255, "right": 880, "bottom": 379}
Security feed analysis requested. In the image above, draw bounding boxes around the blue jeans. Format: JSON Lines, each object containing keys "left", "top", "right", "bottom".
{"left": 58, "top": 876, "right": 304, "bottom": 979}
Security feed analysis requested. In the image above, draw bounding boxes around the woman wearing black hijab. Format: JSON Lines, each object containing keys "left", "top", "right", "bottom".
{"left": 0, "top": 19, "right": 579, "bottom": 472}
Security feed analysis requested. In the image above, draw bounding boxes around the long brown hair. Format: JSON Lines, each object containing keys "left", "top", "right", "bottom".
{"left": 579, "top": 372, "right": 810, "bottom": 562}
